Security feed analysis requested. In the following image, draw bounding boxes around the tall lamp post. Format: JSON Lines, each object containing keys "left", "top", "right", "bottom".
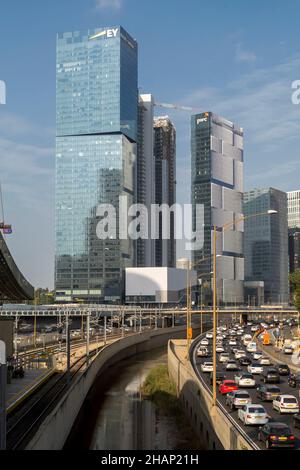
{"left": 211, "top": 209, "right": 278, "bottom": 410}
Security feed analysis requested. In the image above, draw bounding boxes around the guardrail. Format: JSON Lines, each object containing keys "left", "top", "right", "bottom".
{"left": 189, "top": 334, "right": 260, "bottom": 450}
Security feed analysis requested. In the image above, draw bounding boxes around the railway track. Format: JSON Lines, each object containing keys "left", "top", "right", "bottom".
{"left": 6, "top": 347, "right": 102, "bottom": 450}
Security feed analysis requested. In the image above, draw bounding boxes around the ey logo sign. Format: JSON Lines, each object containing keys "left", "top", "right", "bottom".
{"left": 0, "top": 80, "right": 6, "bottom": 105}
{"left": 89, "top": 28, "right": 119, "bottom": 40}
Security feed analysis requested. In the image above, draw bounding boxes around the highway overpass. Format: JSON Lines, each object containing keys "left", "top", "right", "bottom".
{"left": 0, "top": 231, "right": 34, "bottom": 301}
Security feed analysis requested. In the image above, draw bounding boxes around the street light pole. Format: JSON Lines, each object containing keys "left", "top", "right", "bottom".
{"left": 0, "top": 340, "right": 6, "bottom": 450}
{"left": 212, "top": 225, "right": 217, "bottom": 409}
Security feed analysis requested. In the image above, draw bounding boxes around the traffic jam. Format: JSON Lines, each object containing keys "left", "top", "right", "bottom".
{"left": 194, "top": 319, "right": 300, "bottom": 449}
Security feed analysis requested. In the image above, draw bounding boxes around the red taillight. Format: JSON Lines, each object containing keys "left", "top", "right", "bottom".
{"left": 289, "top": 435, "right": 295, "bottom": 440}
{"left": 246, "top": 414, "right": 251, "bottom": 419}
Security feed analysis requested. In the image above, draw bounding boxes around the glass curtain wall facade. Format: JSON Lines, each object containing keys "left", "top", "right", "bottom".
{"left": 55, "top": 26, "right": 138, "bottom": 303}
{"left": 243, "top": 188, "right": 289, "bottom": 304}
{"left": 191, "top": 112, "right": 244, "bottom": 304}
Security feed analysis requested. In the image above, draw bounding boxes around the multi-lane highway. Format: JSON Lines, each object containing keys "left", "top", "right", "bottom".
{"left": 191, "top": 321, "right": 300, "bottom": 450}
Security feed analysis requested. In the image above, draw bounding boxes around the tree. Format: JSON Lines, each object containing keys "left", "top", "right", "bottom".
{"left": 289, "top": 269, "right": 300, "bottom": 311}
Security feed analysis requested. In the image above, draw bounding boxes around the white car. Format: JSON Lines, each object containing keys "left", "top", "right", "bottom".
{"left": 283, "top": 346, "right": 293, "bottom": 355}
{"left": 229, "top": 339, "right": 237, "bottom": 346}
{"left": 235, "top": 350, "right": 246, "bottom": 360}
{"left": 219, "top": 352, "right": 230, "bottom": 363}
{"left": 226, "top": 360, "right": 239, "bottom": 371}
{"left": 200, "top": 338, "right": 209, "bottom": 346}
{"left": 206, "top": 332, "right": 213, "bottom": 339}
{"left": 248, "top": 363, "right": 263, "bottom": 375}
{"left": 201, "top": 362, "right": 214, "bottom": 373}
{"left": 252, "top": 351, "right": 263, "bottom": 360}
{"left": 246, "top": 342, "right": 257, "bottom": 353}
{"left": 259, "top": 357, "right": 271, "bottom": 366}
{"left": 197, "top": 347, "right": 209, "bottom": 357}
{"left": 236, "top": 330, "right": 243, "bottom": 336}
{"left": 234, "top": 372, "right": 256, "bottom": 388}
{"left": 272, "top": 395, "right": 299, "bottom": 414}
{"left": 251, "top": 325, "right": 259, "bottom": 332}
{"left": 243, "top": 334, "right": 252, "bottom": 346}
{"left": 247, "top": 322, "right": 253, "bottom": 326}
{"left": 238, "top": 404, "right": 268, "bottom": 425}
{"left": 216, "top": 345, "right": 225, "bottom": 353}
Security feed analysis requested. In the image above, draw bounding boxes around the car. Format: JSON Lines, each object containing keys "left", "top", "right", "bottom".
{"left": 226, "top": 360, "right": 240, "bottom": 371}
{"left": 248, "top": 363, "right": 263, "bottom": 375}
{"left": 228, "top": 339, "right": 237, "bottom": 346}
{"left": 243, "top": 334, "right": 252, "bottom": 346}
{"left": 272, "top": 395, "right": 299, "bottom": 414}
{"left": 288, "top": 373, "right": 300, "bottom": 388}
{"left": 277, "top": 364, "right": 290, "bottom": 376}
{"left": 201, "top": 362, "right": 214, "bottom": 373}
{"left": 262, "top": 368, "right": 280, "bottom": 384}
{"left": 234, "top": 372, "right": 256, "bottom": 388}
{"left": 197, "top": 347, "right": 209, "bottom": 358}
{"left": 283, "top": 346, "right": 293, "bottom": 355}
{"left": 258, "top": 423, "right": 296, "bottom": 449}
{"left": 236, "top": 330, "right": 243, "bottom": 336}
{"left": 234, "top": 350, "right": 246, "bottom": 360}
{"left": 247, "top": 322, "right": 253, "bottom": 326}
{"left": 219, "top": 352, "right": 230, "bottom": 363}
{"left": 246, "top": 342, "right": 257, "bottom": 353}
{"left": 219, "top": 379, "right": 238, "bottom": 395}
{"left": 238, "top": 404, "right": 269, "bottom": 426}
{"left": 251, "top": 325, "right": 259, "bottom": 332}
{"left": 226, "top": 390, "right": 251, "bottom": 410}
{"left": 210, "top": 371, "right": 226, "bottom": 385}
{"left": 256, "top": 384, "right": 281, "bottom": 402}
{"left": 216, "top": 345, "right": 225, "bottom": 353}
{"left": 252, "top": 351, "right": 263, "bottom": 360}
{"left": 239, "top": 356, "right": 252, "bottom": 366}
{"left": 200, "top": 338, "right": 209, "bottom": 346}
{"left": 216, "top": 335, "right": 224, "bottom": 342}
{"left": 259, "top": 357, "right": 271, "bottom": 366}
{"left": 206, "top": 332, "right": 213, "bottom": 339}
{"left": 294, "top": 414, "right": 300, "bottom": 429}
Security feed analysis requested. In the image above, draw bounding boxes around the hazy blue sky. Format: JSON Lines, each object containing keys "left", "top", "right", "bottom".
{"left": 0, "top": 0, "right": 300, "bottom": 288}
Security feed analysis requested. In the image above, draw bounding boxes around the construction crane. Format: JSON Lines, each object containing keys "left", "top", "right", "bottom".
{"left": 0, "top": 183, "right": 12, "bottom": 234}
{"left": 154, "top": 101, "right": 202, "bottom": 113}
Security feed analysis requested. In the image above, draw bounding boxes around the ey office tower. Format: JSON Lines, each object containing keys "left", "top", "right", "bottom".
{"left": 191, "top": 112, "right": 244, "bottom": 304}
{"left": 243, "top": 188, "right": 289, "bottom": 304}
{"left": 55, "top": 26, "right": 138, "bottom": 303}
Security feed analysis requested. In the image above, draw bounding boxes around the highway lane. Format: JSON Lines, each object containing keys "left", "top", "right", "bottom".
{"left": 192, "top": 323, "right": 300, "bottom": 450}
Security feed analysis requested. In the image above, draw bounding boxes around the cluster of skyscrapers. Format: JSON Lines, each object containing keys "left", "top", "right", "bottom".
{"left": 54, "top": 25, "right": 300, "bottom": 305}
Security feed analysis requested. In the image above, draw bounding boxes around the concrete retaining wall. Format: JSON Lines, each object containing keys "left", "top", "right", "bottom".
{"left": 168, "top": 340, "right": 256, "bottom": 450}
{"left": 26, "top": 326, "right": 193, "bottom": 450}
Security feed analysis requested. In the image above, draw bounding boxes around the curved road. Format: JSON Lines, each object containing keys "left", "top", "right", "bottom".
{"left": 191, "top": 323, "right": 300, "bottom": 450}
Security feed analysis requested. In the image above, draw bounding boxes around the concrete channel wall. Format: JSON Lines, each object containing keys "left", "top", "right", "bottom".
{"left": 168, "top": 340, "right": 256, "bottom": 450}
{"left": 26, "top": 326, "right": 195, "bottom": 450}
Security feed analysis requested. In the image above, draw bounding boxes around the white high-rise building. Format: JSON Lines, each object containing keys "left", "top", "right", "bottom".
{"left": 191, "top": 112, "right": 244, "bottom": 304}
{"left": 287, "top": 190, "right": 300, "bottom": 228}
{"left": 136, "top": 94, "right": 156, "bottom": 267}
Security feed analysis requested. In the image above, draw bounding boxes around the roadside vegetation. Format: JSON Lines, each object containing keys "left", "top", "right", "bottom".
{"left": 141, "top": 365, "right": 204, "bottom": 450}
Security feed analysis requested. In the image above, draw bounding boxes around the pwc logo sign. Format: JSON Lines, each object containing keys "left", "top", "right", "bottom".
{"left": 89, "top": 28, "right": 119, "bottom": 40}
{"left": 0, "top": 80, "right": 6, "bottom": 105}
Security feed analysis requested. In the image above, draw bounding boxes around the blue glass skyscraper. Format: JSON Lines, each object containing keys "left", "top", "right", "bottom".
{"left": 55, "top": 26, "right": 138, "bottom": 303}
